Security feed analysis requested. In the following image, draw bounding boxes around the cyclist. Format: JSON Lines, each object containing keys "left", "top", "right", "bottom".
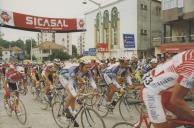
{"left": 142, "top": 49, "right": 194, "bottom": 128}
{"left": 59, "top": 60, "right": 97, "bottom": 127}
{"left": 31, "top": 66, "right": 40, "bottom": 89}
{"left": 3, "top": 65, "right": 28, "bottom": 105}
{"left": 103, "top": 57, "right": 133, "bottom": 107}
{"left": 41, "top": 63, "right": 57, "bottom": 104}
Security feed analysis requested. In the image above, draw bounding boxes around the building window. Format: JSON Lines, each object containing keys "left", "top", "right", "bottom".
{"left": 95, "top": 13, "right": 101, "bottom": 44}
{"left": 141, "top": 4, "right": 147, "bottom": 10}
{"left": 103, "top": 10, "right": 110, "bottom": 45}
{"left": 111, "top": 7, "right": 120, "bottom": 47}
{"left": 191, "top": 21, "right": 194, "bottom": 41}
{"left": 156, "top": 7, "right": 161, "bottom": 16}
{"left": 141, "top": 29, "right": 148, "bottom": 35}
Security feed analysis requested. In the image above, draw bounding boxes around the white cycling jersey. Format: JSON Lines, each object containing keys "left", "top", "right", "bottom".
{"left": 143, "top": 49, "right": 194, "bottom": 93}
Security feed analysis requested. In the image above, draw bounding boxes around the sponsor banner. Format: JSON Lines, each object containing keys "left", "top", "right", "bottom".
{"left": 123, "top": 34, "right": 135, "bottom": 48}
{"left": 160, "top": 43, "right": 194, "bottom": 53}
{"left": 0, "top": 10, "right": 14, "bottom": 26}
{"left": 97, "top": 43, "right": 108, "bottom": 52}
{"left": 0, "top": 9, "right": 85, "bottom": 32}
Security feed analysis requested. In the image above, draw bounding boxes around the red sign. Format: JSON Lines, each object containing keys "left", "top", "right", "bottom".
{"left": 97, "top": 43, "right": 108, "bottom": 52}
{"left": 0, "top": 9, "right": 85, "bottom": 32}
{"left": 160, "top": 43, "right": 194, "bottom": 53}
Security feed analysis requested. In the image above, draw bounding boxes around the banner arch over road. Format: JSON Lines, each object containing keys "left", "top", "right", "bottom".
{"left": 0, "top": 9, "right": 86, "bottom": 33}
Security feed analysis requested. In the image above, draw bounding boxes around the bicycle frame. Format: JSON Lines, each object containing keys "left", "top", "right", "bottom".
{"left": 170, "top": 119, "right": 194, "bottom": 127}
{"left": 58, "top": 94, "right": 94, "bottom": 122}
{"left": 134, "top": 114, "right": 151, "bottom": 128}
{"left": 7, "top": 91, "right": 19, "bottom": 112}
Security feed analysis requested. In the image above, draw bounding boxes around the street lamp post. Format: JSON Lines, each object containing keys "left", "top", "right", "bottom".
{"left": 30, "top": 38, "right": 32, "bottom": 62}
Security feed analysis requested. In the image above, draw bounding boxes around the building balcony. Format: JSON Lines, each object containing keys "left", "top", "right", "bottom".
{"left": 152, "top": 35, "right": 194, "bottom": 47}
{"left": 164, "top": 35, "right": 194, "bottom": 43}
{"left": 152, "top": 37, "right": 162, "bottom": 47}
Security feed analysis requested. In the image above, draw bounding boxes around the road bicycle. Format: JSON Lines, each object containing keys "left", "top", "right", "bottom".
{"left": 52, "top": 92, "right": 106, "bottom": 128}
{"left": 112, "top": 96, "right": 194, "bottom": 128}
{"left": 4, "top": 90, "right": 27, "bottom": 125}
{"left": 95, "top": 84, "right": 142, "bottom": 123}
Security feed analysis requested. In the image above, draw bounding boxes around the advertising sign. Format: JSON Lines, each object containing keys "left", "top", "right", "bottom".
{"left": 0, "top": 9, "right": 86, "bottom": 32}
{"left": 123, "top": 34, "right": 135, "bottom": 48}
{"left": 97, "top": 43, "right": 108, "bottom": 52}
{"left": 88, "top": 48, "right": 96, "bottom": 56}
{"left": 83, "top": 51, "right": 89, "bottom": 56}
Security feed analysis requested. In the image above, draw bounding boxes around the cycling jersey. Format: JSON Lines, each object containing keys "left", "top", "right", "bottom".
{"left": 143, "top": 49, "right": 194, "bottom": 93}
{"left": 5, "top": 70, "right": 25, "bottom": 83}
{"left": 5, "top": 68, "right": 26, "bottom": 91}
{"left": 41, "top": 66, "right": 54, "bottom": 84}
{"left": 59, "top": 63, "right": 97, "bottom": 97}
{"left": 103, "top": 63, "right": 132, "bottom": 88}
{"left": 143, "top": 49, "right": 194, "bottom": 123}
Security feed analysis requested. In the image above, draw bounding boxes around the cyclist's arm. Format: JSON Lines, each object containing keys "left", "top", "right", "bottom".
{"left": 44, "top": 73, "right": 52, "bottom": 86}
{"left": 170, "top": 84, "right": 194, "bottom": 121}
{"left": 3, "top": 79, "right": 8, "bottom": 90}
{"left": 23, "top": 79, "right": 28, "bottom": 90}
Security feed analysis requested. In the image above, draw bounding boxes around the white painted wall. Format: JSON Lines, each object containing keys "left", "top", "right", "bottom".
{"left": 85, "top": 0, "right": 137, "bottom": 58}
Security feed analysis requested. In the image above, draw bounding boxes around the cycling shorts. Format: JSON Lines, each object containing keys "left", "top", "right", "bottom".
{"left": 103, "top": 74, "right": 121, "bottom": 88}
{"left": 142, "top": 88, "right": 172, "bottom": 123}
{"left": 59, "top": 75, "right": 77, "bottom": 97}
{"left": 8, "top": 82, "right": 18, "bottom": 91}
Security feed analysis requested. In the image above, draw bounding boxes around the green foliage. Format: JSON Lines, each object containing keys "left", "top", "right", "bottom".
{"left": 49, "top": 50, "right": 71, "bottom": 61}
{"left": 0, "top": 38, "right": 11, "bottom": 48}
{"left": 72, "top": 45, "right": 78, "bottom": 58}
{"left": 11, "top": 39, "right": 25, "bottom": 49}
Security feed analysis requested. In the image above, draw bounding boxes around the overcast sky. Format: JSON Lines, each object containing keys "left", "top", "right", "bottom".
{"left": 0, "top": 0, "right": 115, "bottom": 44}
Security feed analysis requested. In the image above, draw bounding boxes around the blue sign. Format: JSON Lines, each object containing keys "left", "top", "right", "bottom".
{"left": 83, "top": 51, "right": 89, "bottom": 56}
{"left": 89, "top": 48, "right": 96, "bottom": 52}
{"left": 88, "top": 48, "right": 96, "bottom": 56}
{"left": 123, "top": 34, "right": 135, "bottom": 48}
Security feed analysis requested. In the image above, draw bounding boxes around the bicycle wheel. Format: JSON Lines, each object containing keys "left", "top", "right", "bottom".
{"left": 112, "top": 122, "right": 134, "bottom": 128}
{"left": 15, "top": 99, "right": 27, "bottom": 125}
{"left": 52, "top": 101, "right": 72, "bottom": 128}
{"left": 119, "top": 98, "right": 141, "bottom": 123}
{"left": 95, "top": 95, "right": 109, "bottom": 117}
{"left": 4, "top": 101, "right": 12, "bottom": 117}
{"left": 86, "top": 94, "right": 99, "bottom": 107}
{"left": 81, "top": 107, "right": 106, "bottom": 128}
{"left": 51, "top": 93, "right": 62, "bottom": 106}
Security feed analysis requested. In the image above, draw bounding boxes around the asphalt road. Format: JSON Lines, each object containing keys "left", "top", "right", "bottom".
{"left": 0, "top": 88, "right": 193, "bottom": 128}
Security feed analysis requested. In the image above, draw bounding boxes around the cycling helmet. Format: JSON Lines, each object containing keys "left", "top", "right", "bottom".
{"left": 150, "top": 58, "right": 158, "bottom": 64}
{"left": 79, "top": 59, "right": 91, "bottom": 65}
{"left": 54, "top": 58, "right": 60, "bottom": 65}
{"left": 16, "top": 66, "right": 25, "bottom": 74}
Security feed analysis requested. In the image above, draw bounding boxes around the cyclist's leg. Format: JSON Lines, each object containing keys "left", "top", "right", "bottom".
{"left": 59, "top": 76, "right": 76, "bottom": 111}
{"left": 143, "top": 88, "right": 168, "bottom": 128}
